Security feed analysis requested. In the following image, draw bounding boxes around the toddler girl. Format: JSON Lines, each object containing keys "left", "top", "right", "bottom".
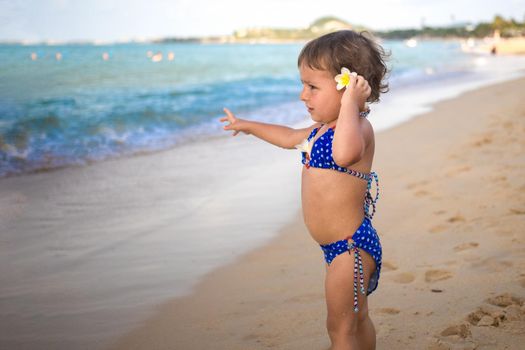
{"left": 220, "top": 30, "right": 389, "bottom": 350}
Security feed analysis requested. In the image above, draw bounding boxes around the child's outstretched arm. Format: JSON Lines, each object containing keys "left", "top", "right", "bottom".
{"left": 332, "top": 75, "right": 372, "bottom": 167}
{"left": 219, "top": 108, "right": 318, "bottom": 149}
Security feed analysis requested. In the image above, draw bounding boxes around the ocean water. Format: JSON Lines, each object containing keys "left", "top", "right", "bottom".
{"left": 0, "top": 39, "right": 522, "bottom": 177}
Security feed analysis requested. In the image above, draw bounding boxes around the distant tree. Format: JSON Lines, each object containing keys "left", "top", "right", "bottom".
{"left": 492, "top": 15, "right": 508, "bottom": 31}
{"left": 490, "top": 14, "right": 525, "bottom": 37}
{"left": 473, "top": 23, "right": 493, "bottom": 37}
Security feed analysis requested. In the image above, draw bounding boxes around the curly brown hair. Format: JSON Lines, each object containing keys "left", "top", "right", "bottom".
{"left": 297, "top": 30, "right": 390, "bottom": 103}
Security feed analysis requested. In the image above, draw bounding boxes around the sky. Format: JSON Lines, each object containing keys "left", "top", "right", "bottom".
{"left": 1, "top": 0, "right": 524, "bottom": 42}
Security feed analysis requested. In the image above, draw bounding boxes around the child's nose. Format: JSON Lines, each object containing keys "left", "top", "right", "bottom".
{"left": 300, "top": 87, "right": 308, "bottom": 101}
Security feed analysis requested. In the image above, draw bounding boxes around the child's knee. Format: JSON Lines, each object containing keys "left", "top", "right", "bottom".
{"left": 326, "top": 311, "right": 359, "bottom": 338}
{"left": 326, "top": 308, "right": 368, "bottom": 337}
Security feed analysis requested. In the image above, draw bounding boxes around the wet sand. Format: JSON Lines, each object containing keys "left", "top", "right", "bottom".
{"left": 0, "top": 128, "right": 302, "bottom": 350}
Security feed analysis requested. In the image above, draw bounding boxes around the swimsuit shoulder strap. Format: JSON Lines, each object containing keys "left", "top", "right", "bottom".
{"left": 307, "top": 124, "right": 323, "bottom": 141}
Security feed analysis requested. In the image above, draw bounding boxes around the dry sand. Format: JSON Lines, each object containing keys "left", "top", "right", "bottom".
{"left": 494, "top": 37, "right": 525, "bottom": 55}
{"left": 108, "top": 77, "right": 525, "bottom": 350}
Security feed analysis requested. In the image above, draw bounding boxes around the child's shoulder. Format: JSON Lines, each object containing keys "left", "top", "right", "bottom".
{"left": 361, "top": 117, "right": 375, "bottom": 147}
{"left": 362, "top": 116, "right": 374, "bottom": 133}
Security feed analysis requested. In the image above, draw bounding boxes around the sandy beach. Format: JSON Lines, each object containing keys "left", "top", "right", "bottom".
{"left": 107, "top": 77, "right": 525, "bottom": 350}
{"left": 1, "top": 74, "right": 524, "bottom": 350}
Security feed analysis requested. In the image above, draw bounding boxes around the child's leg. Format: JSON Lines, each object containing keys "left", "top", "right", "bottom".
{"left": 324, "top": 245, "right": 377, "bottom": 350}
{"left": 356, "top": 313, "right": 376, "bottom": 350}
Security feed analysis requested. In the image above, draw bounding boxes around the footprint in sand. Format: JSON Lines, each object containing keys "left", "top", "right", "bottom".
{"left": 501, "top": 120, "right": 515, "bottom": 131}
{"left": 434, "top": 294, "right": 524, "bottom": 350}
{"left": 414, "top": 189, "right": 431, "bottom": 197}
{"left": 447, "top": 152, "right": 469, "bottom": 161}
{"left": 429, "top": 224, "right": 448, "bottom": 234}
{"left": 406, "top": 180, "right": 429, "bottom": 190}
{"left": 376, "top": 307, "right": 400, "bottom": 315}
{"left": 453, "top": 242, "right": 479, "bottom": 252}
{"left": 405, "top": 180, "right": 434, "bottom": 198}
{"left": 509, "top": 208, "right": 525, "bottom": 215}
{"left": 470, "top": 133, "right": 493, "bottom": 147}
{"left": 392, "top": 272, "right": 416, "bottom": 284}
{"left": 445, "top": 165, "right": 472, "bottom": 177}
{"left": 381, "top": 261, "right": 398, "bottom": 272}
{"left": 470, "top": 257, "right": 513, "bottom": 272}
{"left": 425, "top": 269, "right": 453, "bottom": 283}
{"left": 285, "top": 293, "right": 323, "bottom": 303}
{"left": 486, "top": 293, "right": 524, "bottom": 309}
{"left": 488, "top": 175, "right": 508, "bottom": 183}
{"left": 447, "top": 214, "right": 466, "bottom": 224}
{"left": 466, "top": 293, "right": 524, "bottom": 328}
{"left": 440, "top": 323, "right": 472, "bottom": 338}
{"left": 432, "top": 322, "right": 477, "bottom": 350}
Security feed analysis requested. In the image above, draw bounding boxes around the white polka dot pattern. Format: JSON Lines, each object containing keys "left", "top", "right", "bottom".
{"left": 301, "top": 127, "right": 370, "bottom": 181}
{"left": 320, "top": 217, "right": 382, "bottom": 299}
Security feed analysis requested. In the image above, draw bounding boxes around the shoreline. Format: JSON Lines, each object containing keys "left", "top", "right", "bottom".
{"left": 3, "top": 51, "right": 525, "bottom": 180}
{"left": 0, "top": 107, "right": 303, "bottom": 349}
{"left": 7, "top": 36, "right": 525, "bottom": 50}
{"left": 108, "top": 77, "right": 525, "bottom": 350}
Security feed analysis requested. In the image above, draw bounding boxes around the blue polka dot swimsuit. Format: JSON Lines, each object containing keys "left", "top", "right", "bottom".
{"left": 320, "top": 218, "right": 382, "bottom": 312}
{"left": 300, "top": 124, "right": 382, "bottom": 312}
{"left": 301, "top": 126, "right": 379, "bottom": 218}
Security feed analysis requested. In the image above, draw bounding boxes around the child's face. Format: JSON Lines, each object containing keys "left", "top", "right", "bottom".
{"left": 299, "top": 63, "right": 343, "bottom": 123}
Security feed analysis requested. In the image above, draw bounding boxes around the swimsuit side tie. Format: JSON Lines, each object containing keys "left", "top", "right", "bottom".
{"left": 346, "top": 240, "right": 366, "bottom": 312}
{"left": 364, "top": 172, "right": 380, "bottom": 220}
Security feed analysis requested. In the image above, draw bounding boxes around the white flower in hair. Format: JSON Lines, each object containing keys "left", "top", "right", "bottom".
{"left": 334, "top": 67, "right": 357, "bottom": 90}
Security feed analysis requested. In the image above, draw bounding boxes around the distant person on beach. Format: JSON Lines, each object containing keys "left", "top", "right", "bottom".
{"left": 220, "top": 30, "right": 388, "bottom": 349}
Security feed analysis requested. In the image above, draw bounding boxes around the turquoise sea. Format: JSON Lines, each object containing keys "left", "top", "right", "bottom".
{"left": 0, "top": 40, "right": 506, "bottom": 177}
